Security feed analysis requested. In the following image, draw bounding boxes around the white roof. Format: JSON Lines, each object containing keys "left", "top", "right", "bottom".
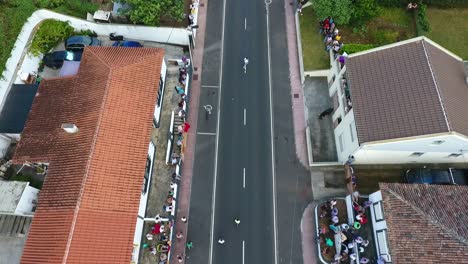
{"left": 0, "top": 181, "right": 28, "bottom": 213}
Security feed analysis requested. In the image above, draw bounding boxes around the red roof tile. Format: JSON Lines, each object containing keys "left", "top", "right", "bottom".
{"left": 13, "top": 47, "right": 164, "bottom": 263}
{"left": 379, "top": 183, "right": 468, "bottom": 263}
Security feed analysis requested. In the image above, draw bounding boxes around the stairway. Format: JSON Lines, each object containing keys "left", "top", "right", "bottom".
{"left": 0, "top": 214, "right": 32, "bottom": 237}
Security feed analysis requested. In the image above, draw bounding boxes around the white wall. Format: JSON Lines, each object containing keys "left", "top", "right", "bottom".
{"left": 132, "top": 141, "right": 155, "bottom": 263}
{"left": 0, "top": 134, "right": 12, "bottom": 159}
{"left": 0, "top": 9, "right": 190, "bottom": 110}
{"left": 368, "top": 191, "right": 391, "bottom": 262}
{"left": 334, "top": 109, "right": 359, "bottom": 163}
{"left": 15, "top": 184, "right": 39, "bottom": 216}
{"left": 153, "top": 59, "right": 167, "bottom": 126}
{"left": 351, "top": 134, "right": 468, "bottom": 164}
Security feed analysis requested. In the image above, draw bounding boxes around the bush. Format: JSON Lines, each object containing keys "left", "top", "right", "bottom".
{"left": 35, "top": 0, "right": 64, "bottom": 8}
{"left": 119, "top": 0, "right": 184, "bottom": 26}
{"left": 51, "top": 0, "right": 98, "bottom": 18}
{"left": 341, "top": 43, "right": 376, "bottom": 54}
{"left": 10, "top": 173, "right": 43, "bottom": 189}
{"left": 29, "top": 19, "right": 74, "bottom": 56}
{"left": 416, "top": 3, "right": 430, "bottom": 35}
{"left": 373, "top": 30, "right": 399, "bottom": 44}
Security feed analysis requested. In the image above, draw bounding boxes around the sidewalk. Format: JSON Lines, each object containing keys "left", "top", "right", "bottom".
{"left": 284, "top": 0, "right": 309, "bottom": 168}
{"left": 169, "top": 0, "right": 209, "bottom": 263}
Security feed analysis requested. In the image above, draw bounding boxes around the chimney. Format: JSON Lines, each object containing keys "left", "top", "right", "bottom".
{"left": 61, "top": 123, "right": 79, "bottom": 134}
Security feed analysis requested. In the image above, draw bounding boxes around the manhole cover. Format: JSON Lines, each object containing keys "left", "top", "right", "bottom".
{"left": 294, "top": 93, "right": 299, "bottom": 98}
{"left": 193, "top": 74, "right": 199, "bottom": 80}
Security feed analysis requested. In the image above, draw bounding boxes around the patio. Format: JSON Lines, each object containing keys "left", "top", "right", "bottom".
{"left": 315, "top": 196, "right": 377, "bottom": 264}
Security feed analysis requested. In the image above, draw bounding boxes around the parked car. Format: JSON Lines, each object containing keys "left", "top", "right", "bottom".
{"left": 404, "top": 168, "right": 468, "bottom": 185}
{"left": 112, "top": 41, "right": 143, "bottom": 47}
{"left": 65, "top": 35, "right": 101, "bottom": 51}
{"left": 42, "top": 50, "right": 83, "bottom": 69}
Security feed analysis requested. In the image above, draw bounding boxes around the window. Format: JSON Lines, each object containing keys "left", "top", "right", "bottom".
{"left": 376, "top": 230, "right": 391, "bottom": 261}
{"left": 448, "top": 153, "right": 462, "bottom": 157}
{"left": 373, "top": 202, "right": 384, "bottom": 221}
{"left": 157, "top": 77, "right": 164, "bottom": 107}
{"left": 410, "top": 152, "right": 424, "bottom": 157}
{"left": 431, "top": 140, "right": 445, "bottom": 145}
{"left": 349, "top": 122, "right": 355, "bottom": 142}
{"left": 142, "top": 156, "right": 152, "bottom": 194}
{"left": 339, "top": 133, "right": 344, "bottom": 153}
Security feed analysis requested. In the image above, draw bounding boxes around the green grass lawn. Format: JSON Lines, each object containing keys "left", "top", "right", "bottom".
{"left": 339, "top": 8, "right": 416, "bottom": 45}
{"left": 425, "top": 8, "right": 468, "bottom": 59}
{"left": 299, "top": 7, "right": 330, "bottom": 71}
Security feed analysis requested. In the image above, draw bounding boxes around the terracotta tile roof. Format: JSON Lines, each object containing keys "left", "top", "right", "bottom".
{"left": 347, "top": 37, "right": 468, "bottom": 143}
{"left": 13, "top": 46, "right": 164, "bottom": 264}
{"left": 379, "top": 183, "right": 468, "bottom": 263}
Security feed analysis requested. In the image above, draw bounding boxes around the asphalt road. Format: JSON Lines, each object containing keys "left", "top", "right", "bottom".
{"left": 187, "top": 0, "right": 311, "bottom": 263}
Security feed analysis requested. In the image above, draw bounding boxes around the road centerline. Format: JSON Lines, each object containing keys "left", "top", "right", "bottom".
{"left": 243, "top": 168, "right": 246, "bottom": 189}
{"left": 242, "top": 240, "right": 245, "bottom": 264}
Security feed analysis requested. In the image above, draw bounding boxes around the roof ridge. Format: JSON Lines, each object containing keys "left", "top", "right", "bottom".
{"left": 421, "top": 40, "right": 451, "bottom": 131}
{"left": 384, "top": 184, "right": 467, "bottom": 245}
{"left": 85, "top": 47, "right": 112, "bottom": 69}
{"left": 62, "top": 52, "right": 114, "bottom": 262}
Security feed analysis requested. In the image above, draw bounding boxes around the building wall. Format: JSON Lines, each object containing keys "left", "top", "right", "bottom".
{"left": 351, "top": 134, "right": 468, "bottom": 164}
{"left": 368, "top": 191, "right": 391, "bottom": 262}
{"left": 0, "top": 134, "right": 11, "bottom": 159}
{"left": 153, "top": 59, "right": 167, "bottom": 126}
{"left": 132, "top": 141, "right": 156, "bottom": 263}
{"left": 15, "top": 184, "right": 39, "bottom": 216}
{"left": 334, "top": 109, "right": 359, "bottom": 162}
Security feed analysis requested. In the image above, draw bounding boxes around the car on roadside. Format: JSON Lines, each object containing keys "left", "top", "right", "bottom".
{"left": 42, "top": 50, "right": 83, "bottom": 69}
{"left": 65, "top": 35, "right": 101, "bottom": 51}
{"left": 404, "top": 168, "right": 468, "bottom": 185}
{"left": 112, "top": 41, "right": 143, "bottom": 47}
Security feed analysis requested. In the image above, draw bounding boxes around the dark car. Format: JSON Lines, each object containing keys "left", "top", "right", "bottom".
{"left": 112, "top": 41, "right": 143, "bottom": 47}
{"left": 65, "top": 35, "right": 101, "bottom": 51}
{"left": 42, "top": 50, "right": 83, "bottom": 69}
{"left": 404, "top": 168, "right": 468, "bottom": 185}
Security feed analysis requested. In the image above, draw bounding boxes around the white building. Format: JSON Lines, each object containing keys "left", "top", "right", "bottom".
{"left": 328, "top": 37, "right": 468, "bottom": 164}
{"left": 0, "top": 181, "right": 39, "bottom": 216}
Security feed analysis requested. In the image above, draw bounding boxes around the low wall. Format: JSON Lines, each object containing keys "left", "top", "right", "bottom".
{"left": 0, "top": 9, "right": 190, "bottom": 108}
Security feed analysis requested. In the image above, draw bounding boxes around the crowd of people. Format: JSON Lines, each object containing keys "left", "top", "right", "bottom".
{"left": 320, "top": 16, "right": 343, "bottom": 54}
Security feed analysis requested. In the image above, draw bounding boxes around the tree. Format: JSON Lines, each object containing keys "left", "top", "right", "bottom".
{"left": 311, "top": 0, "right": 381, "bottom": 26}
{"left": 351, "top": 0, "right": 381, "bottom": 25}
{"left": 311, "top": 0, "right": 353, "bottom": 25}
{"left": 118, "top": 0, "right": 184, "bottom": 26}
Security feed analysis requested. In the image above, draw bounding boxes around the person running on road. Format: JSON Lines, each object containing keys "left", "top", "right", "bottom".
{"left": 218, "top": 237, "right": 226, "bottom": 244}
{"left": 234, "top": 218, "right": 240, "bottom": 226}
{"left": 186, "top": 241, "right": 193, "bottom": 250}
{"left": 243, "top": 58, "right": 249, "bottom": 73}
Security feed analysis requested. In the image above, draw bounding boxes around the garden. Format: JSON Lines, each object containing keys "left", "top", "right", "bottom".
{"left": 0, "top": 0, "right": 188, "bottom": 78}
{"left": 299, "top": 0, "right": 468, "bottom": 70}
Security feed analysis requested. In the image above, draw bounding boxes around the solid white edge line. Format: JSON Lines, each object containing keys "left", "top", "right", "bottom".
{"left": 209, "top": 0, "right": 227, "bottom": 261}
{"left": 242, "top": 240, "right": 245, "bottom": 264}
{"left": 244, "top": 108, "right": 246, "bottom": 126}
{"left": 265, "top": 3, "right": 279, "bottom": 264}
{"left": 243, "top": 168, "right": 246, "bottom": 188}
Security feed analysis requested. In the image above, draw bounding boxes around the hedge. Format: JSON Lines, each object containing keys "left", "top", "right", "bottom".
{"left": 341, "top": 44, "right": 376, "bottom": 54}
{"left": 416, "top": 3, "right": 430, "bottom": 35}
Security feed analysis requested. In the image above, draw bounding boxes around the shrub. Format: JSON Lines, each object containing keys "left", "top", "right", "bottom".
{"left": 373, "top": 29, "right": 399, "bottom": 44}
{"left": 341, "top": 43, "right": 376, "bottom": 54}
{"left": 119, "top": 0, "right": 184, "bottom": 26}
{"left": 29, "top": 19, "right": 74, "bottom": 56}
{"left": 35, "top": 0, "right": 64, "bottom": 8}
{"left": 416, "top": 3, "right": 430, "bottom": 35}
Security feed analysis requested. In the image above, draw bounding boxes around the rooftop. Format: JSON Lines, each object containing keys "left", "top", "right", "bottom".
{"left": 12, "top": 46, "right": 164, "bottom": 263}
{"left": 380, "top": 183, "right": 468, "bottom": 263}
{"left": 0, "top": 84, "right": 39, "bottom": 134}
{"left": 0, "top": 181, "right": 29, "bottom": 214}
{"left": 347, "top": 37, "right": 468, "bottom": 143}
